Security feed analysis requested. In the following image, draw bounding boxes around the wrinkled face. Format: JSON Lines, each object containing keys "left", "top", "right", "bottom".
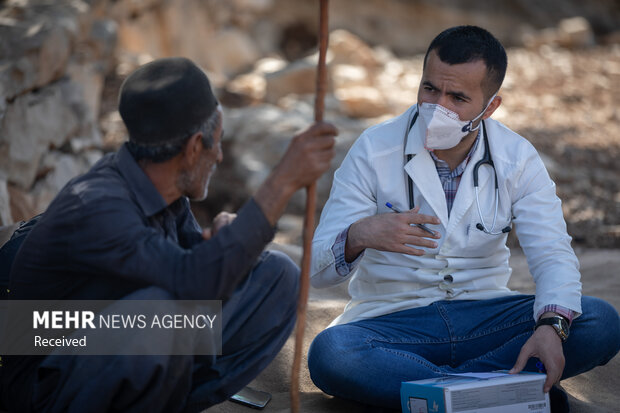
{"left": 418, "top": 50, "right": 490, "bottom": 126}
{"left": 181, "top": 108, "right": 224, "bottom": 201}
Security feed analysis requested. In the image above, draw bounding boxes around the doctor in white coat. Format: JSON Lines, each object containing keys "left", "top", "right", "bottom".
{"left": 308, "top": 26, "right": 619, "bottom": 411}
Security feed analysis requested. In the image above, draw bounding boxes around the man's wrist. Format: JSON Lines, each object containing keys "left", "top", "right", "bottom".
{"left": 537, "top": 305, "right": 575, "bottom": 325}
{"left": 344, "top": 220, "right": 366, "bottom": 262}
{"left": 535, "top": 314, "right": 570, "bottom": 342}
{"left": 539, "top": 311, "right": 561, "bottom": 320}
{"left": 254, "top": 172, "right": 297, "bottom": 226}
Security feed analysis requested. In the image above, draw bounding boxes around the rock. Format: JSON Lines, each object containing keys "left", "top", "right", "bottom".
{"left": 226, "top": 72, "right": 266, "bottom": 103}
{"left": 202, "top": 28, "right": 260, "bottom": 77}
{"left": 0, "top": 7, "right": 75, "bottom": 99}
{"left": 37, "top": 23, "right": 72, "bottom": 86}
{"left": 66, "top": 61, "right": 105, "bottom": 125}
{"left": 0, "top": 175, "right": 12, "bottom": 226}
{"left": 30, "top": 150, "right": 102, "bottom": 215}
{"left": 0, "top": 80, "right": 80, "bottom": 189}
{"left": 522, "top": 17, "right": 596, "bottom": 50}
{"left": 264, "top": 59, "right": 320, "bottom": 103}
{"left": 253, "top": 56, "right": 287, "bottom": 74}
{"left": 89, "top": 19, "right": 118, "bottom": 71}
{"left": 335, "top": 86, "right": 390, "bottom": 118}
{"left": 331, "top": 64, "right": 372, "bottom": 89}
{"left": 32, "top": 151, "right": 86, "bottom": 210}
{"left": 100, "top": 110, "right": 128, "bottom": 149}
{"left": 7, "top": 183, "right": 36, "bottom": 222}
{"left": 328, "top": 29, "right": 381, "bottom": 69}
{"left": 557, "top": 17, "right": 595, "bottom": 49}
{"left": 220, "top": 103, "right": 367, "bottom": 213}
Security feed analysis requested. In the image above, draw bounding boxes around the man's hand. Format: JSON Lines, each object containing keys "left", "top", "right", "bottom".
{"left": 345, "top": 206, "right": 441, "bottom": 262}
{"left": 255, "top": 122, "right": 338, "bottom": 226}
{"left": 509, "top": 325, "right": 565, "bottom": 392}
{"left": 202, "top": 212, "right": 237, "bottom": 240}
{"left": 273, "top": 122, "right": 338, "bottom": 191}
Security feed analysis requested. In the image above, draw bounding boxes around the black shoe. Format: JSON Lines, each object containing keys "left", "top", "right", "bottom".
{"left": 549, "top": 385, "right": 570, "bottom": 413}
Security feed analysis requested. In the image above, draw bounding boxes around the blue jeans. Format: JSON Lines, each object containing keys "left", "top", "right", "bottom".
{"left": 308, "top": 295, "right": 620, "bottom": 409}
{"left": 21, "top": 250, "right": 299, "bottom": 413}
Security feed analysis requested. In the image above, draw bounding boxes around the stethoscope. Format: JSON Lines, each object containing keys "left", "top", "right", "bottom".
{"left": 405, "top": 111, "right": 511, "bottom": 235}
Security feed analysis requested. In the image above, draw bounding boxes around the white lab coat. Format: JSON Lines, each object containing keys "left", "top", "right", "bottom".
{"left": 311, "top": 105, "right": 582, "bottom": 326}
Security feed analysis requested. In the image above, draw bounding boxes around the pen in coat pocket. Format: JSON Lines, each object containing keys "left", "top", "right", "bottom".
{"left": 385, "top": 202, "right": 436, "bottom": 236}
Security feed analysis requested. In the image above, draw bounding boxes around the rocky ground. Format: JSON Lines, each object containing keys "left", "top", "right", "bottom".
{"left": 498, "top": 45, "right": 620, "bottom": 248}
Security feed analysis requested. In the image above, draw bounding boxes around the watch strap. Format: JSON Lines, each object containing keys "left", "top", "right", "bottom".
{"left": 535, "top": 316, "right": 569, "bottom": 342}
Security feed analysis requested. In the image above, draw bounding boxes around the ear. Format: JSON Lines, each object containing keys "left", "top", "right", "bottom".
{"left": 182, "top": 132, "right": 204, "bottom": 167}
{"left": 482, "top": 95, "right": 502, "bottom": 120}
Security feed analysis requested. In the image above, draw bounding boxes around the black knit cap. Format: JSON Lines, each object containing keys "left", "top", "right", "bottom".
{"left": 119, "top": 57, "right": 218, "bottom": 145}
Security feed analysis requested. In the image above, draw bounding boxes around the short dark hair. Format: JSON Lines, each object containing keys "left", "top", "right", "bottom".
{"left": 126, "top": 109, "right": 219, "bottom": 163}
{"left": 423, "top": 26, "right": 507, "bottom": 97}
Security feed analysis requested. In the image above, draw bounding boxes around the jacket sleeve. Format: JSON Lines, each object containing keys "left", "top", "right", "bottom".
{"left": 69, "top": 197, "right": 275, "bottom": 300}
{"left": 510, "top": 143, "right": 582, "bottom": 320}
{"left": 311, "top": 133, "right": 378, "bottom": 288}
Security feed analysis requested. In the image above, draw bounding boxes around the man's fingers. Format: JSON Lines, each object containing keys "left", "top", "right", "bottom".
{"left": 403, "top": 209, "right": 441, "bottom": 226}
{"left": 306, "top": 121, "right": 339, "bottom": 137}
{"left": 543, "top": 373, "right": 555, "bottom": 393}
{"left": 542, "top": 363, "right": 560, "bottom": 392}
{"left": 540, "top": 356, "right": 564, "bottom": 392}
{"left": 509, "top": 346, "right": 531, "bottom": 374}
{"left": 305, "top": 135, "right": 337, "bottom": 151}
{"left": 405, "top": 225, "right": 441, "bottom": 239}
{"left": 202, "top": 228, "right": 212, "bottom": 241}
{"left": 400, "top": 245, "right": 426, "bottom": 256}
{"left": 410, "top": 213, "right": 441, "bottom": 226}
{"left": 402, "top": 234, "right": 438, "bottom": 249}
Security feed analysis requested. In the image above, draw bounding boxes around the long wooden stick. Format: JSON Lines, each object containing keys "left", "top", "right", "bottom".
{"left": 291, "top": 1, "right": 329, "bottom": 411}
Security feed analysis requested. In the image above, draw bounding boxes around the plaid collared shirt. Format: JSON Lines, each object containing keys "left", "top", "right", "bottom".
{"left": 429, "top": 132, "right": 480, "bottom": 217}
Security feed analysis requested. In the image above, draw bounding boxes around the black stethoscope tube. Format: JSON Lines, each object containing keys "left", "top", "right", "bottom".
{"left": 405, "top": 110, "right": 511, "bottom": 235}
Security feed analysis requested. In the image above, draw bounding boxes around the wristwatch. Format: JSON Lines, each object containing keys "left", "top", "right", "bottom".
{"left": 535, "top": 315, "right": 570, "bottom": 342}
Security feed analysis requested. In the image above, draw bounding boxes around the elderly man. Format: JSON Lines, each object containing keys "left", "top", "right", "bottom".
{"left": 308, "top": 26, "right": 619, "bottom": 411}
{"left": 1, "top": 57, "right": 337, "bottom": 412}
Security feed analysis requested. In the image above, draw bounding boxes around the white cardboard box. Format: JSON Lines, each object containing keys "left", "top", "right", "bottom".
{"left": 400, "top": 372, "right": 550, "bottom": 413}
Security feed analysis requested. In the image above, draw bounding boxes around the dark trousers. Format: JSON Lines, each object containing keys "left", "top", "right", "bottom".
{"left": 26, "top": 250, "right": 299, "bottom": 413}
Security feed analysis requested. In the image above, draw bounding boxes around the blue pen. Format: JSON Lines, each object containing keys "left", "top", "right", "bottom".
{"left": 536, "top": 361, "right": 547, "bottom": 374}
{"left": 385, "top": 202, "right": 436, "bottom": 236}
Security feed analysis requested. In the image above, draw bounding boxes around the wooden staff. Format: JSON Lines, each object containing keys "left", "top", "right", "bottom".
{"left": 291, "top": 0, "right": 329, "bottom": 411}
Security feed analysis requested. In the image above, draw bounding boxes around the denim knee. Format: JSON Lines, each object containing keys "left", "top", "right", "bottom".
{"left": 308, "top": 326, "right": 354, "bottom": 395}
{"left": 582, "top": 296, "right": 620, "bottom": 363}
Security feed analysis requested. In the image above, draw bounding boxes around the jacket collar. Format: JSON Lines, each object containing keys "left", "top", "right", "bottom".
{"left": 116, "top": 143, "right": 169, "bottom": 217}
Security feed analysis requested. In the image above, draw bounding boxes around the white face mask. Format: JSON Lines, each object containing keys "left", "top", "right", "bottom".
{"left": 419, "top": 94, "right": 496, "bottom": 151}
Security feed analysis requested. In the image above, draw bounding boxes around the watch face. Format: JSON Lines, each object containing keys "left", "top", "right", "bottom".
{"left": 555, "top": 317, "right": 569, "bottom": 341}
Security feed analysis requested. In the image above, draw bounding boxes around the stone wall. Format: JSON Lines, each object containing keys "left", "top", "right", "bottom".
{"left": 0, "top": 0, "right": 117, "bottom": 224}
